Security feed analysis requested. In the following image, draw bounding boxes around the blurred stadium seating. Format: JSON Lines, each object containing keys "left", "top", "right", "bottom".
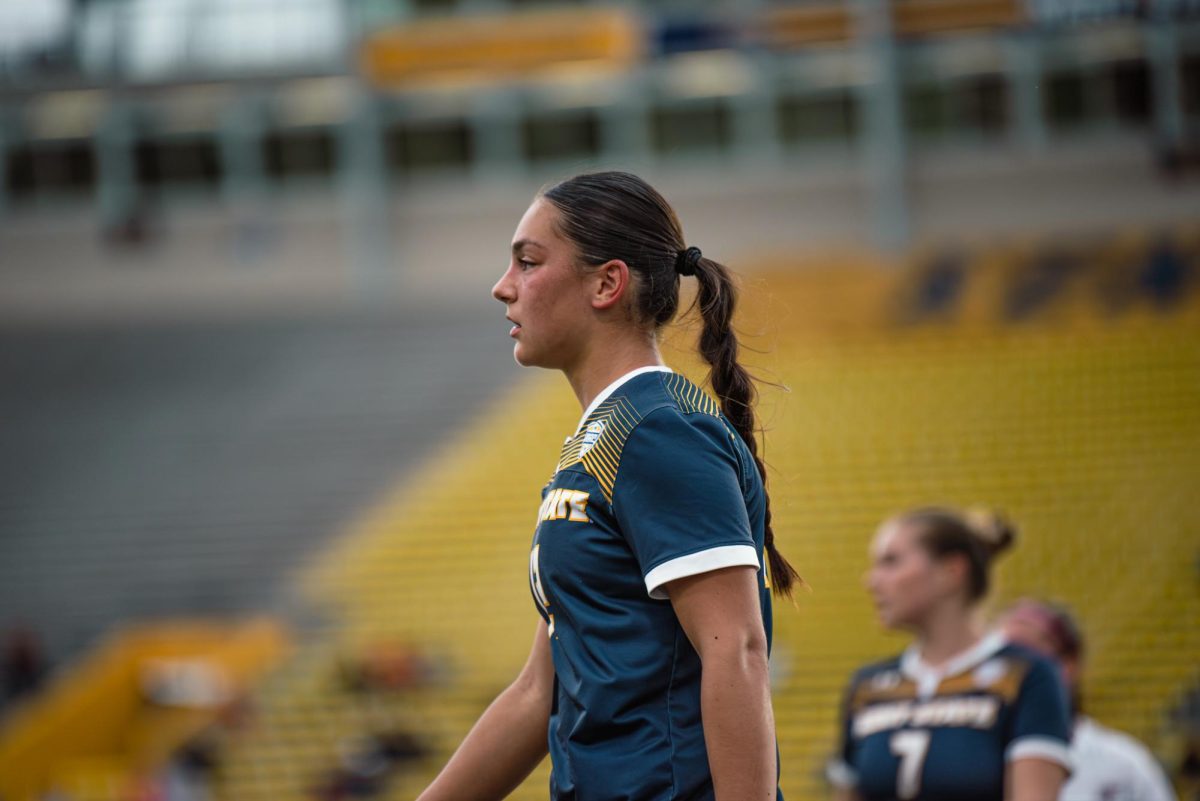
{"left": 0, "top": 619, "right": 287, "bottom": 801}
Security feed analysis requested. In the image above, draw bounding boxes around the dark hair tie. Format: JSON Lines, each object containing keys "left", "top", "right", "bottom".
{"left": 675, "top": 246, "right": 702, "bottom": 277}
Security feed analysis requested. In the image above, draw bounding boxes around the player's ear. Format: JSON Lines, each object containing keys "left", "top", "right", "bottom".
{"left": 939, "top": 553, "right": 970, "bottom": 597}
{"left": 926, "top": 552, "right": 951, "bottom": 595}
{"left": 591, "top": 259, "right": 630, "bottom": 311}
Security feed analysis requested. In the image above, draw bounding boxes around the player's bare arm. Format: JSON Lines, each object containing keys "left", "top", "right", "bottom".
{"left": 1005, "top": 758, "right": 1068, "bottom": 801}
{"left": 416, "top": 620, "right": 553, "bottom": 801}
{"left": 669, "top": 565, "right": 778, "bottom": 801}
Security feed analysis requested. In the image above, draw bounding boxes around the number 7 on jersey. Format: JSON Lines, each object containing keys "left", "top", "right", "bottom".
{"left": 890, "top": 729, "right": 931, "bottom": 800}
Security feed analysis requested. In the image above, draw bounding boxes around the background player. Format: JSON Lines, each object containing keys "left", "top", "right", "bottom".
{"left": 416, "top": 171, "right": 799, "bottom": 801}
{"left": 1002, "top": 598, "right": 1177, "bottom": 801}
{"left": 829, "top": 507, "right": 1072, "bottom": 801}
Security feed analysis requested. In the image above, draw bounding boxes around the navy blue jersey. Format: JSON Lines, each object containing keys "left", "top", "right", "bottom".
{"left": 828, "top": 634, "right": 1073, "bottom": 801}
{"left": 529, "top": 366, "right": 782, "bottom": 801}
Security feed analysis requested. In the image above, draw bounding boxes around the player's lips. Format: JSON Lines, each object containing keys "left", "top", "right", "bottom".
{"left": 507, "top": 316, "right": 521, "bottom": 337}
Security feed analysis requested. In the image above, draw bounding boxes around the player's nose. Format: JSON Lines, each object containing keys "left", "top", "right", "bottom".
{"left": 492, "top": 265, "right": 516, "bottom": 304}
{"left": 862, "top": 568, "right": 877, "bottom": 592}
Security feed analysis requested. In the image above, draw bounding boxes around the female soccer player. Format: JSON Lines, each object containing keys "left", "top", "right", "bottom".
{"left": 828, "top": 508, "right": 1072, "bottom": 801}
{"left": 416, "top": 171, "right": 798, "bottom": 801}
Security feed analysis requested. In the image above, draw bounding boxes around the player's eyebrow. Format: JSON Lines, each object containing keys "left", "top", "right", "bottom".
{"left": 512, "top": 238, "right": 545, "bottom": 255}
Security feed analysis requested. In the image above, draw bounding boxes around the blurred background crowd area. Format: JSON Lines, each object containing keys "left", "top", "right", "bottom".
{"left": 1, "top": 1, "right": 1199, "bottom": 800}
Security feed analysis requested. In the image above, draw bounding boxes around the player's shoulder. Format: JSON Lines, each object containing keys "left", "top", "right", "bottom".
{"left": 568, "top": 370, "right": 737, "bottom": 501}
{"left": 608, "top": 370, "right": 722, "bottom": 420}
{"left": 995, "top": 641, "right": 1061, "bottom": 684}
{"left": 840, "top": 655, "right": 911, "bottom": 713}
{"left": 848, "top": 654, "right": 905, "bottom": 689}
{"left": 601, "top": 370, "right": 730, "bottom": 452}
{"left": 996, "top": 640, "right": 1044, "bottom": 663}
{"left": 562, "top": 372, "right": 698, "bottom": 495}
{"left": 653, "top": 371, "right": 723, "bottom": 418}
{"left": 622, "top": 374, "right": 745, "bottom": 475}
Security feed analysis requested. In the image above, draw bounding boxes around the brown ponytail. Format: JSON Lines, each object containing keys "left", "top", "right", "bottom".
{"left": 691, "top": 256, "right": 802, "bottom": 597}
{"left": 542, "top": 170, "right": 801, "bottom": 597}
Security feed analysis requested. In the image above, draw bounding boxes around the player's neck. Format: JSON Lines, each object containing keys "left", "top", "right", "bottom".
{"left": 914, "top": 606, "right": 986, "bottom": 668}
{"left": 565, "top": 333, "right": 663, "bottom": 414}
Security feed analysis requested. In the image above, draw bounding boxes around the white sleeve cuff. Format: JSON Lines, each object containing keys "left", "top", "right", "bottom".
{"left": 825, "top": 758, "right": 859, "bottom": 788}
{"left": 644, "top": 544, "right": 760, "bottom": 600}
{"left": 1006, "top": 736, "right": 1072, "bottom": 772}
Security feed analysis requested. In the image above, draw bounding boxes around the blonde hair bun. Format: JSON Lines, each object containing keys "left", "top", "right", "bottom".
{"left": 963, "top": 507, "right": 1018, "bottom": 559}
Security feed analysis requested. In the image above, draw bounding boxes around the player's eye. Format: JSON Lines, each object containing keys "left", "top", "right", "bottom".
{"left": 518, "top": 259, "right": 537, "bottom": 270}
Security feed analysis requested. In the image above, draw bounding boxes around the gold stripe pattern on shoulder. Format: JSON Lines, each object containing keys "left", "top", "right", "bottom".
{"left": 557, "top": 396, "right": 642, "bottom": 502}
{"left": 850, "top": 675, "right": 919, "bottom": 711}
{"left": 664, "top": 373, "right": 721, "bottom": 417}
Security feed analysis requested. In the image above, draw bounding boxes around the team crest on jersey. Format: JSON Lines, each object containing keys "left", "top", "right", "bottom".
{"left": 869, "top": 670, "right": 902, "bottom": 692}
{"left": 972, "top": 659, "right": 1008, "bottom": 689}
{"left": 578, "top": 420, "right": 606, "bottom": 457}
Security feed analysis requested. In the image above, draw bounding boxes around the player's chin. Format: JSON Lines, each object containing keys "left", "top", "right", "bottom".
{"left": 873, "top": 604, "right": 897, "bottom": 629}
{"left": 512, "top": 342, "right": 540, "bottom": 368}
{"left": 512, "top": 341, "right": 566, "bottom": 371}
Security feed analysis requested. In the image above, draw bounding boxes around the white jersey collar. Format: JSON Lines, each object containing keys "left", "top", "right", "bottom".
{"left": 900, "top": 630, "right": 1008, "bottom": 699}
{"left": 576, "top": 365, "right": 673, "bottom": 433}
